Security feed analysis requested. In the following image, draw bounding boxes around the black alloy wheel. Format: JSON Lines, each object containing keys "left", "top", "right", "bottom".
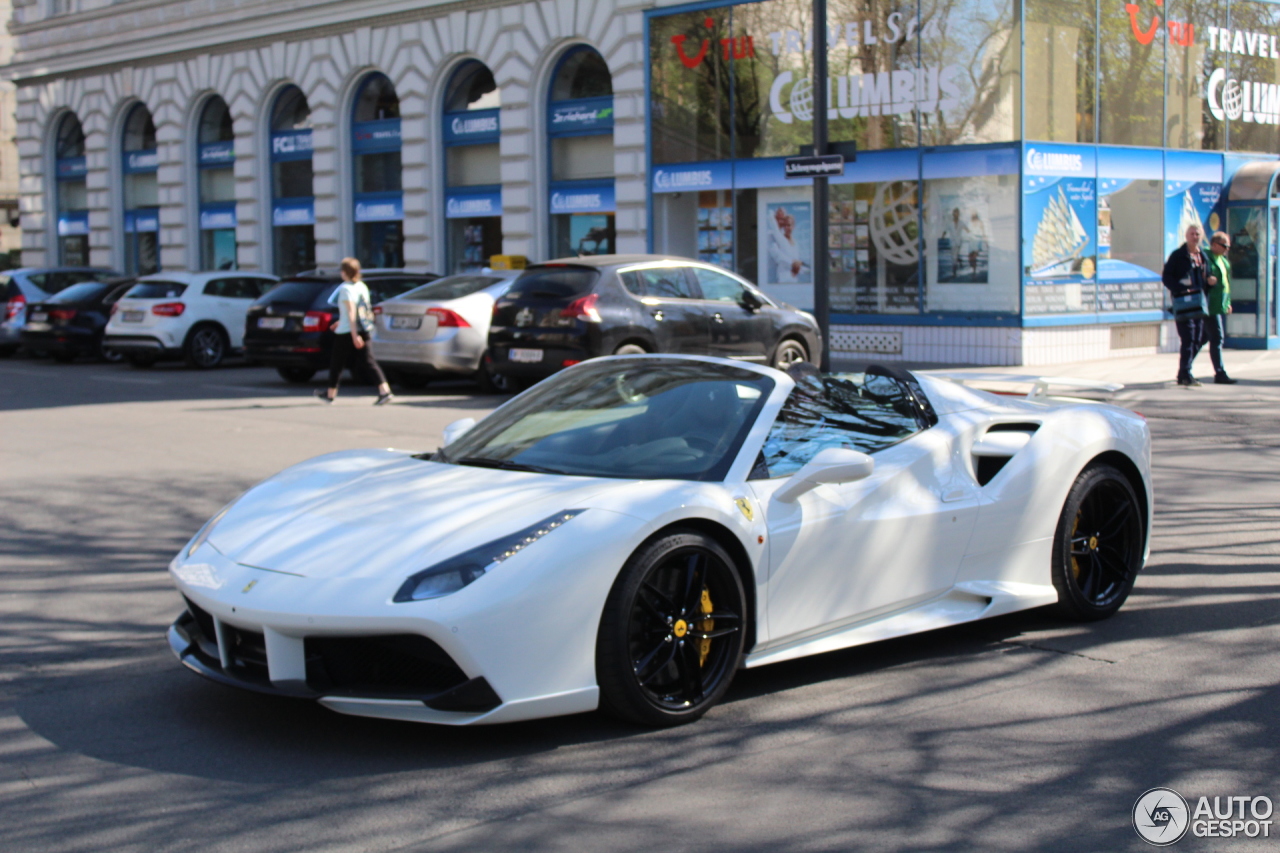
{"left": 596, "top": 530, "right": 746, "bottom": 726}
{"left": 98, "top": 339, "right": 123, "bottom": 363}
{"left": 475, "top": 356, "right": 509, "bottom": 394}
{"left": 771, "top": 338, "right": 808, "bottom": 370}
{"left": 184, "top": 325, "right": 227, "bottom": 369}
{"left": 277, "top": 366, "right": 317, "bottom": 383}
{"left": 1051, "top": 464, "right": 1144, "bottom": 621}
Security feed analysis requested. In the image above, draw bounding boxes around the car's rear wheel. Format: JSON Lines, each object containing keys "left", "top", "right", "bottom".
{"left": 596, "top": 530, "right": 746, "bottom": 727}
{"left": 98, "top": 339, "right": 123, "bottom": 363}
{"left": 613, "top": 343, "right": 649, "bottom": 356}
{"left": 771, "top": 337, "right": 808, "bottom": 370}
{"left": 277, "top": 366, "right": 316, "bottom": 383}
{"left": 1051, "top": 464, "right": 1143, "bottom": 621}
{"left": 184, "top": 325, "right": 227, "bottom": 369}
{"left": 475, "top": 355, "right": 510, "bottom": 394}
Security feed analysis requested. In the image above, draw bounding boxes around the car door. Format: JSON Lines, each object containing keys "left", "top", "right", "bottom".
{"left": 747, "top": 374, "right": 981, "bottom": 647}
{"left": 689, "top": 266, "right": 774, "bottom": 361}
{"left": 617, "top": 266, "right": 706, "bottom": 353}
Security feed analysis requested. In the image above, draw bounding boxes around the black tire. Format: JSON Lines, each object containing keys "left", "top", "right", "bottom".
{"left": 395, "top": 372, "right": 432, "bottom": 390}
{"left": 474, "top": 356, "right": 511, "bottom": 394}
{"left": 277, "top": 366, "right": 316, "bottom": 383}
{"left": 98, "top": 339, "right": 123, "bottom": 363}
{"left": 596, "top": 530, "right": 747, "bottom": 727}
{"left": 184, "top": 324, "right": 227, "bottom": 369}
{"left": 771, "top": 337, "right": 809, "bottom": 370}
{"left": 128, "top": 354, "right": 157, "bottom": 368}
{"left": 52, "top": 351, "right": 76, "bottom": 364}
{"left": 613, "top": 343, "right": 649, "bottom": 356}
{"left": 1051, "top": 464, "right": 1144, "bottom": 621}
{"left": 0, "top": 346, "right": 15, "bottom": 358}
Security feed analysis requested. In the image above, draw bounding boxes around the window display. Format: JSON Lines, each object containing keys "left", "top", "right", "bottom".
{"left": 548, "top": 46, "right": 615, "bottom": 258}
{"left": 443, "top": 61, "right": 503, "bottom": 273}
{"left": 197, "top": 96, "right": 236, "bottom": 270}
{"left": 1022, "top": 143, "right": 1097, "bottom": 314}
{"left": 1024, "top": 0, "right": 1095, "bottom": 143}
{"left": 924, "top": 170, "right": 1019, "bottom": 314}
{"left": 352, "top": 74, "right": 403, "bottom": 268}
{"left": 54, "top": 113, "right": 89, "bottom": 266}
{"left": 1096, "top": 148, "right": 1164, "bottom": 312}
{"left": 1099, "top": 0, "right": 1164, "bottom": 147}
{"left": 121, "top": 103, "right": 160, "bottom": 276}
{"left": 270, "top": 86, "right": 314, "bottom": 276}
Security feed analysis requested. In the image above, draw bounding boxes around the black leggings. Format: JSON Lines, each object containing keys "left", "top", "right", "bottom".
{"left": 328, "top": 332, "right": 387, "bottom": 391}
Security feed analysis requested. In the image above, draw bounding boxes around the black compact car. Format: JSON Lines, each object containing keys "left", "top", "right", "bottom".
{"left": 244, "top": 268, "right": 439, "bottom": 383}
{"left": 487, "top": 255, "right": 822, "bottom": 384}
{"left": 20, "top": 278, "right": 136, "bottom": 362}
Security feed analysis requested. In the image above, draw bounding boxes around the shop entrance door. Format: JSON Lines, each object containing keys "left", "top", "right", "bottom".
{"left": 1225, "top": 206, "right": 1270, "bottom": 339}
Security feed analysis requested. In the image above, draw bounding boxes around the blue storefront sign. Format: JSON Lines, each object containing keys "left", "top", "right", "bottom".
{"left": 272, "top": 199, "right": 315, "bottom": 227}
{"left": 56, "top": 157, "right": 87, "bottom": 180}
{"left": 270, "top": 129, "right": 313, "bottom": 160}
{"left": 124, "top": 150, "right": 159, "bottom": 173}
{"left": 1022, "top": 143, "right": 1097, "bottom": 284}
{"left": 198, "top": 141, "right": 235, "bottom": 166}
{"left": 548, "top": 97, "right": 614, "bottom": 135}
{"left": 445, "top": 188, "right": 502, "bottom": 219}
{"left": 550, "top": 182, "right": 615, "bottom": 214}
{"left": 56, "top": 211, "right": 89, "bottom": 237}
{"left": 199, "top": 204, "right": 237, "bottom": 230}
{"left": 443, "top": 109, "right": 500, "bottom": 145}
{"left": 651, "top": 162, "right": 733, "bottom": 194}
{"left": 353, "top": 193, "right": 404, "bottom": 222}
{"left": 352, "top": 119, "right": 401, "bottom": 153}
{"left": 124, "top": 210, "right": 160, "bottom": 233}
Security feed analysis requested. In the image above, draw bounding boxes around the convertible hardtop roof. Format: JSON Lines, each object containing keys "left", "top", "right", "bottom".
{"left": 533, "top": 254, "right": 690, "bottom": 270}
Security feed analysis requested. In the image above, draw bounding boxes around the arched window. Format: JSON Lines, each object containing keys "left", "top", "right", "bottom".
{"left": 443, "top": 60, "right": 502, "bottom": 273}
{"left": 121, "top": 103, "right": 159, "bottom": 275}
{"left": 196, "top": 96, "right": 237, "bottom": 270}
{"left": 54, "top": 113, "right": 89, "bottom": 266}
{"left": 547, "top": 46, "right": 615, "bottom": 258}
{"left": 269, "top": 86, "right": 315, "bottom": 276}
{"left": 351, "top": 73, "right": 403, "bottom": 268}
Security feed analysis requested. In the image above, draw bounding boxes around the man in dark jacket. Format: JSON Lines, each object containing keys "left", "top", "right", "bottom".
{"left": 1162, "top": 224, "right": 1209, "bottom": 386}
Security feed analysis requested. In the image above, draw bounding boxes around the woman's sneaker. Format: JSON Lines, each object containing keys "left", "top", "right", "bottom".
{"left": 1214, "top": 373, "right": 1238, "bottom": 384}
{"left": 314, "top": 389, "right": 334, "bottom": 403}
{"left": 374, "top": 392, "right": 394, "bottom": 406}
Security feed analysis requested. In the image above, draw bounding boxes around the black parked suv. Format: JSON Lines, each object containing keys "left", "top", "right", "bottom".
{"left": 244, "top": 268, "right": 438, "bottom": 383}
{"left": 488, "top": 255, "right": 821, "bottom": 384}
{"left": 21, "top": 277, "right": 135, "bottom": 362}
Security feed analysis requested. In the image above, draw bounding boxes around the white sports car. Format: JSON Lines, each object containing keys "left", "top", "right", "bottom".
{"left": 168, "top": 355, "right": 1151, "bottom": 727}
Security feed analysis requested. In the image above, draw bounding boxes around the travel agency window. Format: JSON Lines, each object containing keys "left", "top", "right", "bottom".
{"left": 197, "top": 96, "right": 237, "bottom": 270}
{"left": 1168, "top": 0, "right": 1226, "bottom": 151}
{"left": 442, "top": 60, "right": 502, "bottom": 273}
{"left": 54, "top": 113, "right": 89, "bottom": 266}
{"left": 1023, "top": 0, "right": 1095, "bottom": 144}
{"left": 548, "top": 46, "right": 615, "bottom": 258}
{"left": 269, "top": 86, "right": 315, "bottom": 276}
{"left": 352, "top": 73, "right": 403, "bottom": 269}
{"left": 121, "top": 103, "right": 160, "bottom": 276}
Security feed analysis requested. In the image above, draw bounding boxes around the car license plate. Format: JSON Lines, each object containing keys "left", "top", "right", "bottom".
{"left": 509, "top": 348, "right": 543, "bottom": 363}
{"left": 258, "top": 317, "right": 286, "bottom": 330}
{"left": 29, "top": 312, "right": 46, "bottom": 323}
{"left": 390, "top": 316, "right": 421, "bottom": 330}
{"left": 122, "top": 311, "right": 144, "bottom": 323}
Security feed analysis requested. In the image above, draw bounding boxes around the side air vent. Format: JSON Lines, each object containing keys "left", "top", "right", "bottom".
{"left": 972, "top": 423, "right": 1040, "bottom": 486}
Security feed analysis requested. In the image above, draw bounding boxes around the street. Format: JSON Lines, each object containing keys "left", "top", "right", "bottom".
{"left": 2, "top": 353, "right": 1280, "bottom": 852}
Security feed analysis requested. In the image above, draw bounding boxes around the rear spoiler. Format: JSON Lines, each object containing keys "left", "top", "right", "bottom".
{"left": 921, "top": 371, "right": 1123, "bottom": 399}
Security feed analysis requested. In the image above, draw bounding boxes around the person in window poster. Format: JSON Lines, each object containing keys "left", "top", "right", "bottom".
{"left": 769, "top": 207, "right": 804, "bottom": 283}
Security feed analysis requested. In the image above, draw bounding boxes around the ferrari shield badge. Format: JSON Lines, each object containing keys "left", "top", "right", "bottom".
{"left": 734, "top": 497, "right": 754, "bottom": 521}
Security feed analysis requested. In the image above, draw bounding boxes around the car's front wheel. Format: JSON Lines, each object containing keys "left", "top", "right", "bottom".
{"left": 184, "top": 325, "right": 227, "bottom": 369}
{"left": 771, "top": 337, "right": 808, "bottom": 370}
{"left": 1051, "top": 463, "right": 1144, "bottom": 621}
{"left": 596, "top": 530, "right": 746, "bottom": 727}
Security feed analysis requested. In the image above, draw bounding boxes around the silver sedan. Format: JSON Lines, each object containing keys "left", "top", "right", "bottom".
{"left": 372, "top": 270, "right": 521, "bottom": 392}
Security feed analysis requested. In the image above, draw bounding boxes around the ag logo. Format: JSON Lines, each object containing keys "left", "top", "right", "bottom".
{"left": 1133, "top": 787, "right": 1190, "bottom": 846}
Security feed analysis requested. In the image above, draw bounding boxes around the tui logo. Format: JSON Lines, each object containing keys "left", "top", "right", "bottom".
{"left": 671, "top": 17, "right": 755, "bottom": 69}
{"left": 1125, "top": 0, "right": 1194, "bottom": 47}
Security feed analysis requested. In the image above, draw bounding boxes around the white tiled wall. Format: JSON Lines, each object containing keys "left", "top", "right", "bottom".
{"left": 830, "top": 320, "right": 1180, "bottom": 366}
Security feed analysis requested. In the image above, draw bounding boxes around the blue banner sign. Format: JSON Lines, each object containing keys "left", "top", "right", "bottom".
{"left": 56, "top": 211, "right": 89, "bottom": 237}
{"left": 443, "top": 109, "right": 500, "bottom": 145}
{"left": 550, "top": 182, "right": 615, "bottom": 214}
{"left": 651, "top": 161, "right": 733, "bottom": 194}
{"left": 352, "top": 119, "right": 401, "bottom": 153}
{"left": 124, "top": 150, "right": 159, "bottom": 173}
{"left": 353, "top": 193, "right": 403, "bottom": 222}
{"left": 56, "top": 157, "right": 87, "bottom": 180}
{"left": 445, "top": 189, "right": 502, "bottom": 219}
{"left": 1023, "top": 143, "right": 1095, "bottom": 178}
{"left": 270, "top": 130, "right": 313, "bottom": 161}
{"left": 548, "top": 97, "right": 614, "bottom": 135}
{"left": 198, "top": 141, "right": 235, "bottom": 167}
{"left": 1097, "top": 146, "right": 1162, "bottom": 181}
{"left": 124, "top": 209, "right": 160, "bottom": 233}
{"left": 273, "top": 199, "right": 315, "bottom": 227}
{"left": 199, "top": 205, "right": 237, "bottom": 230}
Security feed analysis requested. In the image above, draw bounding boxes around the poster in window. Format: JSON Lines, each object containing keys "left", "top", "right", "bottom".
{"left": 937, "top": 195, "right": 989, "bottom": 283}
{"left": 1023, "top": 177, "right": 1096, "bottom": 281}
{"left": 763, "top": 201, "right": 812, "bottom": 285}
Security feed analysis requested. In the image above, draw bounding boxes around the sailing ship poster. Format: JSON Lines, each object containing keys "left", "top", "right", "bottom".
{"left": 1023, "top": 177, "right": 1096, "bottom": 281}
{"left": 1163, "top": 180, "right": 1222, "bottom": 257}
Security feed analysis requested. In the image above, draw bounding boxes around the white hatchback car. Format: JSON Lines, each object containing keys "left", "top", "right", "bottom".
{"left": 372, "top": 270, "right": 521, "bottom": 391}
{"left": 105, "top": 271, "right": 279, "bottom": 368}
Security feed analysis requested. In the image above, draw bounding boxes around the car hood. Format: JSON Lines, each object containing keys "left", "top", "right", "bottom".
{"left": 206, "top": 449, "right": 625, "bottom": 580}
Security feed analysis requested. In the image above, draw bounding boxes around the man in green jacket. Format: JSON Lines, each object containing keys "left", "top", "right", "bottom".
{"left": 1206, "top": 231, "right": 1238, "bottom": 384}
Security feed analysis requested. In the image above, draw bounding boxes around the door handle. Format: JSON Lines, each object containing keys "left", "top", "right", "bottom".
{"left": 713, "top": 312, "right": 725, "bottom": 323}
{"left": 941, "top": 489, "right": 968, "bottom": 502}
{"left": 651, "top": 310, "right": 664, "bottom": 322}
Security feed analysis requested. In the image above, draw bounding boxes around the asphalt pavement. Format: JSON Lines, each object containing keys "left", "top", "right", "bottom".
{"left": 2, "top": 351, "right": 1279, "bottom": 852}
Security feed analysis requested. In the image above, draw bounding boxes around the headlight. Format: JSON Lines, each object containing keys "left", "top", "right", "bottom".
{"left": 185, "top": 498, "right": 238, "bottom": 558}
{"left": 393, "top": 510, "right": 585, "bottom": 602}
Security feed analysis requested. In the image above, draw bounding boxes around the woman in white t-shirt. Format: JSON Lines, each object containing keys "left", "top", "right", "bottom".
{"left": 315, "top": 257, "right": 394, "bottom": 405}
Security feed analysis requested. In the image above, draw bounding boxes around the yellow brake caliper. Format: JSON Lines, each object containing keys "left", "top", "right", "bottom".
{"left": 698, "top": 587, "right": 715, "bottom": 666}
{"left": 1071, "top": 514, "right": 1082, "bottom": 580}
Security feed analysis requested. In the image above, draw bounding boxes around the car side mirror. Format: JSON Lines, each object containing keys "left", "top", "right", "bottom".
{"left": 442, "top": 418, "right": 477, "bottom": 447}
{"left": 773, "top": 447, "right": 875, "bottom": 503}
{"left": 740, "top": 290, "right": 763, "bottom": 312}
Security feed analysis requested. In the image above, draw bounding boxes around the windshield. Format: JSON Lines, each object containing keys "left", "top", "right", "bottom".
{"left": 401, "top": 275, "right": 505, "bottom": 301}
{"left": 126, "top": 281, "right": 187, "bottom": 299}
{"left": 504, "top": 267, "right": 599, "bottom": 301}
{"left": 437, "top": 359, "right": 774, "bottom": 481}
{"left": 48, "top": 282, "right": 110, "bottom": 303}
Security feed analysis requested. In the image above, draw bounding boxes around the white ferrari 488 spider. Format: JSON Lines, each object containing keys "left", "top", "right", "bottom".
{"left": 168, "top": 355, "right": 1151, "bottom": 727}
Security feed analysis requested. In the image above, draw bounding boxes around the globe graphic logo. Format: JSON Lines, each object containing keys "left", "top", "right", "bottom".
{"left": 789, "top": 78, "right": 814, "bottom": 122}
{"left": 1223, "top": 79, "right": 1244, "bottom": 120}
{"left": 870, "top": 181, "right": 919, "bottom": 266}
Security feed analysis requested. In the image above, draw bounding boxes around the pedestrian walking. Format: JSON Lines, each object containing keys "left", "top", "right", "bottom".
{"left": 1205, "top": 230, "right": 1238, "bottom": 384}
{"left": 1162, "top": 224, "right": 1210, "bottom": 387}
{"left": 315, "top": 257, "right": 394, "bottom": 405}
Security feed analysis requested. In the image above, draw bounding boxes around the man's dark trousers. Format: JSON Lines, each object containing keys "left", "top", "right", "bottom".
{"left": 1177, "top": 316, "right": 1207, "bottom": 380}
{"left": 1206, "top": 313, "right": 1228, "bottom": 375}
